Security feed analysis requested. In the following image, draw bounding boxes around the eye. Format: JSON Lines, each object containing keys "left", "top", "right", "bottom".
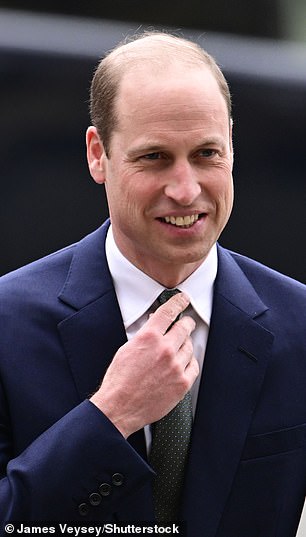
{"left": 198, "top": 148, "right": 218, "bottom": 158}
{"left": 142, "top": 152, "right": 162, "bottom": 160}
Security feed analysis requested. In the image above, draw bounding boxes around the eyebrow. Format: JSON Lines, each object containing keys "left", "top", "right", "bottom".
{"left": 194, "top": 137, "right": 227, "bottom": 151}
{"left": 127, "top": 137, "right": 226, "bottom": 158}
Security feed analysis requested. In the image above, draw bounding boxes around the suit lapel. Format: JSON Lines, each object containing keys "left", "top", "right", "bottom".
{"left": 58, "top": 289, "right": 126, "bottom": 400}
{"left": 57, "top": 222, "right": 147, "bottom": 459}
{"left": 182, "top": 246, "right": 274, "bottom": 536}
{"left": 57, "top": 223, "right": 125, "bottom": 399}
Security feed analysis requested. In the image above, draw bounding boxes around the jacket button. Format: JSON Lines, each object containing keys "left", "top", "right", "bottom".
{"left": 112, "top": 473, "right": 124, "bottom": 486}
{"left": 89, "top": 492, "right": 102, "bottom": 506}
{"left": 78, "top": 503, "right": 89, "bottom": 516}
{"left": 99, "top": 482, "right": 111, "bottom": 496}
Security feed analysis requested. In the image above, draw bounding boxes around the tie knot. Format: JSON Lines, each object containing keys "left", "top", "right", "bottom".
{"left": 157, "top": 288, "right": 181, "bottom": 305}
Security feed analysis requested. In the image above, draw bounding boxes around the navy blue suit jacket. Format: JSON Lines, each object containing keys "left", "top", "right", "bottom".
{"left": 1, "top": 220, "right": 306, "bottom": 536}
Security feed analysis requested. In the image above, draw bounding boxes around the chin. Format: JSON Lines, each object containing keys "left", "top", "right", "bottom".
{"left": 161, "top": 249, "right": 207, "bottom": 267}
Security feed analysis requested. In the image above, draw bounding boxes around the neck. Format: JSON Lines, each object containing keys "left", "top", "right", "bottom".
{"left": 110, "top": 228, "right": 206, "bottom": 287}
{"left": 130, "top": 257, "right": 203, "bottom": 288}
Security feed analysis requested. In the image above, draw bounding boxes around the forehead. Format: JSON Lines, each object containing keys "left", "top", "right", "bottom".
{"left": 115, "top": 64, "right": 228, "bottom": 132}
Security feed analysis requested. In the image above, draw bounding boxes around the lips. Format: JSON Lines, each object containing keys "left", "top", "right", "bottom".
{"left": 157, "top": 213, "right": 205, "bottom": 228}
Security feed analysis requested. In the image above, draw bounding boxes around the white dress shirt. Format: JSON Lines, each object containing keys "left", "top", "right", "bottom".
{"left": 105, "top": 225, "right": 217, "bottom": 443}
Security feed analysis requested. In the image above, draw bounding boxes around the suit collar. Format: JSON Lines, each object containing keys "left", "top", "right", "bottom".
{"left": 58, "top": 220, "right": 112, "bottom": 310}
{"left": 58, "top": 225, "right": 257, "bottom": 320}
{"left": 215, "top": 244, "right": 268, "bottom": 318}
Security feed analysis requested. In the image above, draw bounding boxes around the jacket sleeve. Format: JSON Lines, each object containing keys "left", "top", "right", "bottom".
{"left": 0, "top": 398, "right": 154, "bottom": 523}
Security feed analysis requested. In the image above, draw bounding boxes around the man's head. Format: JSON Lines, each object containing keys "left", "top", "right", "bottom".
{"left": 89, "top": 32, "right": 232, "bottom": 157}
{"left": 87, "top": 32, "right": 234, "bottom": 287}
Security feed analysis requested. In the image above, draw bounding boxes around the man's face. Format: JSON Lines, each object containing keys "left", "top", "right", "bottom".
{"left": 90, "top": 65, "right": 234, "bottom": 285}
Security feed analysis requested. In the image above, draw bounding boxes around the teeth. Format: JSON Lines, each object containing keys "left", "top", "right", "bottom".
{"left": 164, "top": 214, "right": 199, "bottom": 227}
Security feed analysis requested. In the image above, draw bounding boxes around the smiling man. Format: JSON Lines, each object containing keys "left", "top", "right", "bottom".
{"left": 0, "top": 32, "right": 306, "bottom": 537}
{"left": 87, "top": 46, "right": 233, "bottom": 287}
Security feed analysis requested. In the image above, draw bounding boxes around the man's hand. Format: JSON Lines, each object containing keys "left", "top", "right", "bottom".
{"left": 90, "top": 292, "right": 199, "bottom": 438}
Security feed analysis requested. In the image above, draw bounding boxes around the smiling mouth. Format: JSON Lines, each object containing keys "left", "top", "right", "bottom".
{"left": 158, "top": 214, "right": 204, "bottom": 228}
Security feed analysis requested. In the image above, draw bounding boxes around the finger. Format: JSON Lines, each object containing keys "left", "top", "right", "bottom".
{"left": 146, "top": 292, "right": 190, "bottom": 334}
{"left": 175, "top": 335, "right": 194, "bottom": 369}
{"left": 164, "top": 315, "right": 196, "bottom": 349}
{"left": 184, "top": 355, "right": 200, "bottom": 386}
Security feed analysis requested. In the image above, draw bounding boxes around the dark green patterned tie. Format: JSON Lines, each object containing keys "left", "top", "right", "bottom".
{"left": 149, "top": 289, "right": 193, "bottom": 522}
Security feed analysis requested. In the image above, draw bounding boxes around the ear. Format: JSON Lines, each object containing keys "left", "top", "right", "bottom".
{"left": 86, "top": 126, "right": 107, "bottom": 184}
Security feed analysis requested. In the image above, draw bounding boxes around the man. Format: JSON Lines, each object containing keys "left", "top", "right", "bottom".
{"left": 0, "top": 31, "right": 306, "bottom": 537}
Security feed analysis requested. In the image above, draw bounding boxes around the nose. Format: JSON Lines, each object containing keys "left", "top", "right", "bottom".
{"left": 164, "top": 162, "right": 201, "bottom": 206}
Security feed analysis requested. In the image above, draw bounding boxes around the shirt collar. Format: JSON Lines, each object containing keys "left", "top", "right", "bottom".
{"left": 105, "top": 225, "right": 217, "bottom": 329}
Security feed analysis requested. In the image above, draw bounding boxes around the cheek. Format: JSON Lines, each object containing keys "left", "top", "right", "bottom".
{"left": 221, "top": 179, "right": 234, "bottom": 222}
{"left": 108, "top": 182, "right": 147, "bottom": 224}
{"left": 120, "top": 176, "right": 158, "bottom": 212}
{"left": 205, "top": 172, "right": 234, "bottom": 224}
{"left": 219, "top": 178, "right": 234, "bottom": 213}
{"left": 205, "top": 168, "right": 233, "bottom": 201}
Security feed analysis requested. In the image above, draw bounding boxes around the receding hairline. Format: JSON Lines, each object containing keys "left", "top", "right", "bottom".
{"left": 101, "top": 31, "right": 230, "bottom": 111}
{"left": 89, "top": 31, "right": 232, "bottom": 155}
{"left": 107, "top": 31, "right": 211, "bottom": 64}
{"left": 104, "top": 32, "right": 226, "bottom": 79}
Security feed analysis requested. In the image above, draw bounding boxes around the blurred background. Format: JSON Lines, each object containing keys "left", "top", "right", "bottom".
{"left": 0, "top": 1, "right": 305, "bottom": 284}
